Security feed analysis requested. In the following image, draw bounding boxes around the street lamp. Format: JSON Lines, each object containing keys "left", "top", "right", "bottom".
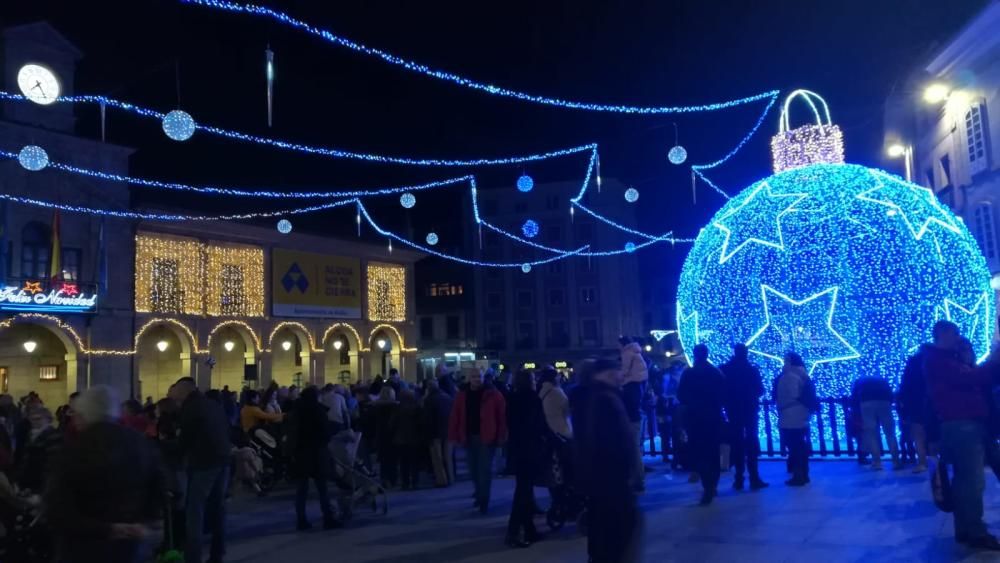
{"left": 333, "top": 339, "right": 343, "bottom": 351}
{"left": 23, "top": 340, "right": 37, "bottom": 353}
{"left": 643, "top": 344, "right": 652, "bottom": 353}
{"left": 886, "top": 142, "right": 914, "bottom": 183}
{"left": 224, "top": 340, "right": 235, "bottom": 352}
{"left": 156, "top": 340, "right": 169, "bottom": 352}
{"left": 923, "top": 83, "right": 950, "bottom": 104}
{"left": 281, "top": 340, "right": 292, "bottom": 351}
{"left": 377, "top": 339, "right": 387, "bottom": 350}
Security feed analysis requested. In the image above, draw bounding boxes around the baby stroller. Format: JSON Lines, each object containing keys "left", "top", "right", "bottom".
{"left": 248, "top": 425, "right": 286, "bottom": 494}
{"left": 328, "top": 431, "right": 388, "bottom": 518}
{"left": 543, "top": 433, "right": 586, "bottom": 532}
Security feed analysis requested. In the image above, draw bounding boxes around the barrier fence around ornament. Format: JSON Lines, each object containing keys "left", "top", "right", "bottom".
{"left": 641, "top": 398, "right": 912, "bottom": 461}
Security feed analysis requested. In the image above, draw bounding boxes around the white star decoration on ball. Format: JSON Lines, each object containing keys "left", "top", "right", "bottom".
{"left": 712, "top": 181, "right": 807, "bottom": 264}
{"left": 745, "top": 285, "right": 860, "bottom": 374}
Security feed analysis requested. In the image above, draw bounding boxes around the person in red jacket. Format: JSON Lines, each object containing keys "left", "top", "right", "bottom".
{"left": 926, "top": 320, "right": 1000, "bottom": 551}
{"left": 449, "top": 369, "right": 507, "bottom": 514}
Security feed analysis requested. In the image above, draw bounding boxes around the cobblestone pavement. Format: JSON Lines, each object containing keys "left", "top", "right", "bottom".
{"left": 222, "top": 460, "right": 1000, "bottom": 562}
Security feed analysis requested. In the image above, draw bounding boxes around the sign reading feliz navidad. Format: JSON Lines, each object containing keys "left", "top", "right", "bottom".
{"left": 0, "top": 281, "right": 98, "bottom": 313}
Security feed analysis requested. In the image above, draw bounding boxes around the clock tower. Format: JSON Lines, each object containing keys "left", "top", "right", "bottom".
{"left": 1, "top": 22, "right": 81, "bottom": 132}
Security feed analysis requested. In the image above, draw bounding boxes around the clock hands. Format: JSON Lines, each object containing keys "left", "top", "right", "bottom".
{"left": 31, "top": 80, "right": 47, "bottom": 99}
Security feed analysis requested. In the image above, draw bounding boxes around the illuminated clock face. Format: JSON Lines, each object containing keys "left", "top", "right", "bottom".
{"left": 17, "top": 64, "right": 60, "bottom": 105}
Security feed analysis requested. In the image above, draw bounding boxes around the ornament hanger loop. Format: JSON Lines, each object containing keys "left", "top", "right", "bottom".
{"left": 780, "top": 89, "right": 832, "bottom": 133}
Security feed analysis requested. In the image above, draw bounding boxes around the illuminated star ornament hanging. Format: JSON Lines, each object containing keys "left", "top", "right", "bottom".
{"left": 676, "top": 90, "right": 993, "bottom": 399}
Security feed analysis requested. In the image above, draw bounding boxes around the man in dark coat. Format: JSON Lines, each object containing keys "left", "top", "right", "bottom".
{"left": 571, "top": 358, "right": 641, "bottom": 563}
{"left": 720, "top": 344, "right": 767, "bottom": 491}
{"left": 46, "top": 386, "right": 164, "bottom": 563}
{"left": 287, "top": 386, "right": 341, "bottom": 530}
{"left": 170, "top": 377, "right": 232, "bottom": 563}
{"left": 422, "top": 378, "right": 454, "bottom": 486}
{"left": 678, "top": 344, "right": 726, "bottom": 505}
{"left": 504, "top": 370, "right": 546, "bottom": 547}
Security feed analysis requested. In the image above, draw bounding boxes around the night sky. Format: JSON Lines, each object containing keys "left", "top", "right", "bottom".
{"left": 3, "top": 0, "right": 988, "bottom": 308}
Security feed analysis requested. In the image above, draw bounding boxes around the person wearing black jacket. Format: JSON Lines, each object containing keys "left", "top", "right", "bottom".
{"left": 170, "top": 377, "right": 232, "bottom": 563}
{"left": 422, "top": 379, "right": 454, "bottom": 487}
{"left": 899, "top": 344, "right": 932, "bottom": 472}
{"left": 571, "top": 359, "right": 641, "bottom": 563}
{"left": 852, "top": 376, "right": 900, "bottom": 470}
{"left": 287, "top": 386, "right": 341, "bottom": 530}
{"left": 505, "top": 370, "right": 546, "bottom": 548}
{"left": 720, "top": 344, "right": 768, "bottom": 491}
{"left": 678, "top": 344, "right": 726, "bottom": 505}
{"left": 45, "top": 386, "right": 165, "bottom": 563}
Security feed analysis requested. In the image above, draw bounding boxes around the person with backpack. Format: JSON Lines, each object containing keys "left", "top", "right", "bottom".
{"left": 851, "top": 376, "right": 901, "bottom": 470}
{"left": 775, "top": 352, "right": 813, "bottom": 487}
{"left": 677, "top": 344, "right": 726, "bottom": 505}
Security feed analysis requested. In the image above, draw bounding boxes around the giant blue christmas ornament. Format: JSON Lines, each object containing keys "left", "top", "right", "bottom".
{"left": 677, "top": 91, "right": 993, "bottom": 404}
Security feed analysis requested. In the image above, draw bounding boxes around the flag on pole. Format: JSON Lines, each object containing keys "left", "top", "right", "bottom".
{"left": 49, "top": 210, "right": 62, "bottom": 285}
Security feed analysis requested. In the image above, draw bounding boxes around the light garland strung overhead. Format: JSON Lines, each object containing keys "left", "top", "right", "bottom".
{"left": 0, "top": 92, "right": 598, "bottom": 167}
{"left": 179, "top": 0, "right": 780, "bottom": 115}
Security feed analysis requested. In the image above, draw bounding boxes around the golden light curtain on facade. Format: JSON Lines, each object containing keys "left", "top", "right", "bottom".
{"left": 135, "top": 233, "right": 264, "bottom": 317}
{"left": 366, "top": 262, "right": 406, "bottom": 322}
{"left": 205, "top": 245, "right": 265, "bottom": 317}
{"left": 135, "top": 234, "right": 204, "bottom": 315}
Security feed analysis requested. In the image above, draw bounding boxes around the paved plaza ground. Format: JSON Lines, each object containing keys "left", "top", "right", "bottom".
{"left": 223, "top": 459, "right": 1000, "bottom": 563}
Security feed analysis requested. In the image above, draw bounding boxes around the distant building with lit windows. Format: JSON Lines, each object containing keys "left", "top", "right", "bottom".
{"left": 884, "top": 0, "right": 1000, "bottom": 298}
{"left": 470, "top": 178, "right": 643, "bottom": 370}
{"left": 0, "top": 23, "right": 420, "bottom": 406}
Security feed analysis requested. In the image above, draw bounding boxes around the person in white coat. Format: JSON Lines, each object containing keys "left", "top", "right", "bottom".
{"left": 620, "top": 337, "right": 649, "bottom": 491}
{"left": 774, "top": 352, "right": 811, "bottom": 486}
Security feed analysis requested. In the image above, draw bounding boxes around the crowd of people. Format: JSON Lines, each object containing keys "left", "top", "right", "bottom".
{"left": 0, "top": 318, "right": 998, "bottom": 562}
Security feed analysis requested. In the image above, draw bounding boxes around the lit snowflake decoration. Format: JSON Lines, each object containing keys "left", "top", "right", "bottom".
{"left": 522, "top": 219, "right": 539, "bottom": 238}
{"left": 517, "top": 175, "right": 534, "bottom": 193}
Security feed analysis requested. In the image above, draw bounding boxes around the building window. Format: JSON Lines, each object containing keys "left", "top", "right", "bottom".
{"left": 486, "top": 323, "right": 505, "bottom": 349}
{"left": 544, "top": 225, "right": 562, "bottom": 245}
{"left": 20, "top": 222, "right": 50, "bottom": 279}
{"left": 218, "top": 264, "right": 246, "bottom": 316}
{"left": 516, "top": 322, "right": 536, "bottom": 349}
{"left": 487, "top": 291, "right": 503, "bottom": 310}
{"left": 548, "top": 289, "right": 565, "bottom": 307}
{"left": 545, "top": 195, "right": 559, "bottom": 210}
{"left": 429, "top": 283, "right": 463, "bottom": 297}
{"left": 580, "top": 287, "right": 597, "bottom": 305}
{"left": 974, "top": 203, "right": 997, "bottom": 260}
{"left": 367, "top": 262, "right": 407, "bottom": 322}
{"left": 481, "top": 199, "right": 498, "bottom": 216}
{"left": 514, "top": 202, "right": 528, "bottom": 213}
{"left": 578, "top": 256, "right": 597, "bottom": 274}
{"left": 60, "top": 247, "right": 82, "bottom": 281}
{"left": 547, "top": 260, "right": 564, "bottom": 275}
{"left": 966, "top": 103, "right": 989, "bottom": 175}
{"left": 548, "top": 320, "right": 568, "bottom": 347}
{"left": 420, "top": 317, "right": 434, "bottom": 341}
{"left": 939, "top": 154, "right": 952, "bottom": 187}
{"left": 580, "top": 319, "right": 599, "bottom": 345}
{"left": 575, "top": 222, "right": 594, "bottom": 243}
{"left": 38, "top": 365, "right": 59, "bottom": 381}
{"left": 446, "top": 315, "right": 460, "bottom": 339}
{"left": 135, "top": 234, "right": 204, "bottom": 315}
{"left": 517, "top": 290, "right": 534, "bottom": 308}
{"left": 205, "top": 244, "right": 265, "bottom": 317}
{"left": 151, "top": 258, "right": 183, "bottom": 313}
{"left": 925, "top": 167, "right": 935, "bottom": 190}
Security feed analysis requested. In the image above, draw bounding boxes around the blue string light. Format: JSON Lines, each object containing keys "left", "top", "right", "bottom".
{"left": 0, "top": 92, "right": 597, "bottom": 167}
{"left": 0, "top": 149, "right": 473, "bottom": 199}
{"left": 356, "top": 201, "right": 589, "bottom": 268}
{"left": 18, "top": 145, "right": 48, "bottom": 171}
{"left": 179, "top": 0, "right": 779, "bottom": 115}
{"left": 162, "top": 109, "right": 196, "bottom": 141}
{"left": 0, "top": 190, "right": 355, "bottom": 221}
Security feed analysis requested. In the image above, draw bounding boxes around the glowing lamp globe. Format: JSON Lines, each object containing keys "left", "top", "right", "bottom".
{"left": 426, "top": 232, "right": 439, "bottom": 245}
{"left": 624, "top": 187, "right": 639, "bottom": 203}
{"left": 624, "top": 242, "right": 637, "bottom": 253}
{"left": 400, "top": 192, "right": 416, "bottom": 208}
{"left": 668, "top": 145, "right": 688, "bottom": 165}
{"left": 277, "top": 219, "right": 293, "bottom": 234}
{"left": 676, "top": 91, "right": 993, "bottom": 404}
{"left": 18, "top": 145, "right": 49, "bottom": 171}
{"left": 162, "top": 110, "right": 196, "bottom": 141}
{"left": 517, "top": 175, "right": 534, "bottom": 193}
{"left": 522, "top": 219, "right": 539, "bottom": 238}
{"left": 521, "top": 263, "right": 532, "bottom": 273}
